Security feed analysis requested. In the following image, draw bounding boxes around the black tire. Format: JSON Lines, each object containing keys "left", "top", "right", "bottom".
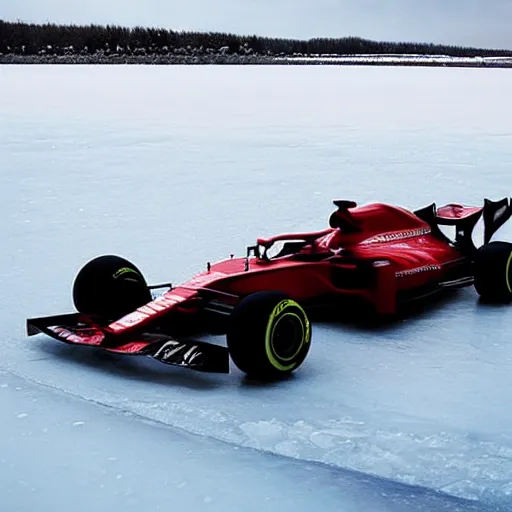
{"left": 227, "top": 291, "right": 311, "bottom": 379}
{"left": 73, "top": 255, "right": 152, "bottom": 320}
{"left": 474, "top": 241, "right": 512, "bottom": 302}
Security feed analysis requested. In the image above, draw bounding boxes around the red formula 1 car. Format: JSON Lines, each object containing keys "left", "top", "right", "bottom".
{"left": 27, "top": 198, "right": 512, "bottom": 380}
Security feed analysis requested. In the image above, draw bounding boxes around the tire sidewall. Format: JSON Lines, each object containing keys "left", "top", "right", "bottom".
{"left": 264, "top": 298, "right": 311, "bottom": 372}
{"left": 227, "top": 291, "right": 311, "bottom": 378}
{"left": 474, "top": 241, "right": 512, "bottom": 302}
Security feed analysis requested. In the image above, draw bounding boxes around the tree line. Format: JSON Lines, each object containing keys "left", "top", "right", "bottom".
{"left": 1, "top": 19, "right": 511, "bottom": 57}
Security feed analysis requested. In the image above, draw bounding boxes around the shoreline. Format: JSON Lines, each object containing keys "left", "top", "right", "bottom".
{"left": 2, "top": 53, "right": 512, "bottom": 67}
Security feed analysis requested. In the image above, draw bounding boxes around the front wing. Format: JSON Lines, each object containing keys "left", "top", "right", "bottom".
{"left": 27, "top": 313, "right": 230, "bottom": 373}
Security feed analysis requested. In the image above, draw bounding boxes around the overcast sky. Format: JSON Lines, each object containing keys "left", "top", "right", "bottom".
{"left": 2, "top": 0, "right": 512, "bottom": 49}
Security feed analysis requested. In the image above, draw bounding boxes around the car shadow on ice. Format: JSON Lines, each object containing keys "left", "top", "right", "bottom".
{"left": 238, "top": 371, "right": 297, "bottom": 388}
{"left": 475, "top": 297, "right": 512, "bottom": 308}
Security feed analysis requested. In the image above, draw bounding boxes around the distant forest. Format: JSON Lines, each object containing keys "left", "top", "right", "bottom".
{"left": 1, "top": 19, "right": 511, "bottom": 57}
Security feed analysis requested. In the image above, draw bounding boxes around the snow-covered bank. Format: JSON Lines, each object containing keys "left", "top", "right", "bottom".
{"left": 2, "top": 53, "right": 512, "bottom": 66}
{"left": 276, "top": 53, "right": 512, "bottom": 67}
{"left": 0, "top": 52, "right": 274, "bottom": 65}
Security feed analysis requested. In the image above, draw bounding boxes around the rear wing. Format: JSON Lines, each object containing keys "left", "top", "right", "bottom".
{"left": 415, "top": 198, "right": 512, "bottom": 254}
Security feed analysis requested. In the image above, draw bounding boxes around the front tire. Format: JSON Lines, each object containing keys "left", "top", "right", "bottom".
{"left": 227, "top": 291, "right": 311, "bottom": 380}
{"left": 474, "top": 241, "right": 512, "bottom": 302}
{"left": 73, "top": 255, "right": 152, "bottom": 320}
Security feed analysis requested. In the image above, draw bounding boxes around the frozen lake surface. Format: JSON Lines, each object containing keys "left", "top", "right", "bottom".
{"left": 1, "top": 64, "right": 512, "bottom": 511}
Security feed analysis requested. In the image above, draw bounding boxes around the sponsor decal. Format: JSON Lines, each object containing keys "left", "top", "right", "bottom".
{"left": 395, "top": 264, "right": 441, "bottom": 278}
{"left": 318, "top": 230, "right": 339, "bottom": 249}
{"left": 153, "top": 340, "right": 202, "bottom": 366}
{"left": 138, "top": 305, "right": 158, "bottom": 316}
{"left": 111, "top": 341, "right": 151, "bottom": 354}
{"left": 48, "top": 326, "right": 104, "bottom": 345}
{"left": 361, "top": 227, "right": 431, "bottom": 245}
{"left": 109, "top": 293, "right": 186, "bottom": 332}
{"left": 187, "top": 271, "right": 226, "bottom": 288}
{"left": 113, "top": 267, "right": 140, "bottom": 279}
{"left": 152, "top": 293, "right": 187, "bottom": 308}
{"left": 110, "top": 296, "right": 186, "bottom": 332}
{"left": 146, "top": 301, "right": 166, "bottom": 312}
{"left": 273, "top": 299, "right": 290, "bottom": 317}
{"left": 115, "top": 310, "right": 149, "bottom": 328}
{"left": 109, "top": 322, "right": 126, "bottom": 332}
{"left": 372, "top": 260, "right": 390, "bottom": 267}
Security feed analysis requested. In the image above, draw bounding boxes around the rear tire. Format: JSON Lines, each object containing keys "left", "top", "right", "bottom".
{"left": 73, "top": 255, "right": 151, "bottom": 320}
{"left": 474, "top": 241, "right": 512, "bottom": 302}
{"left": 227, "top": 291, "right": 311, "bottom": 380}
